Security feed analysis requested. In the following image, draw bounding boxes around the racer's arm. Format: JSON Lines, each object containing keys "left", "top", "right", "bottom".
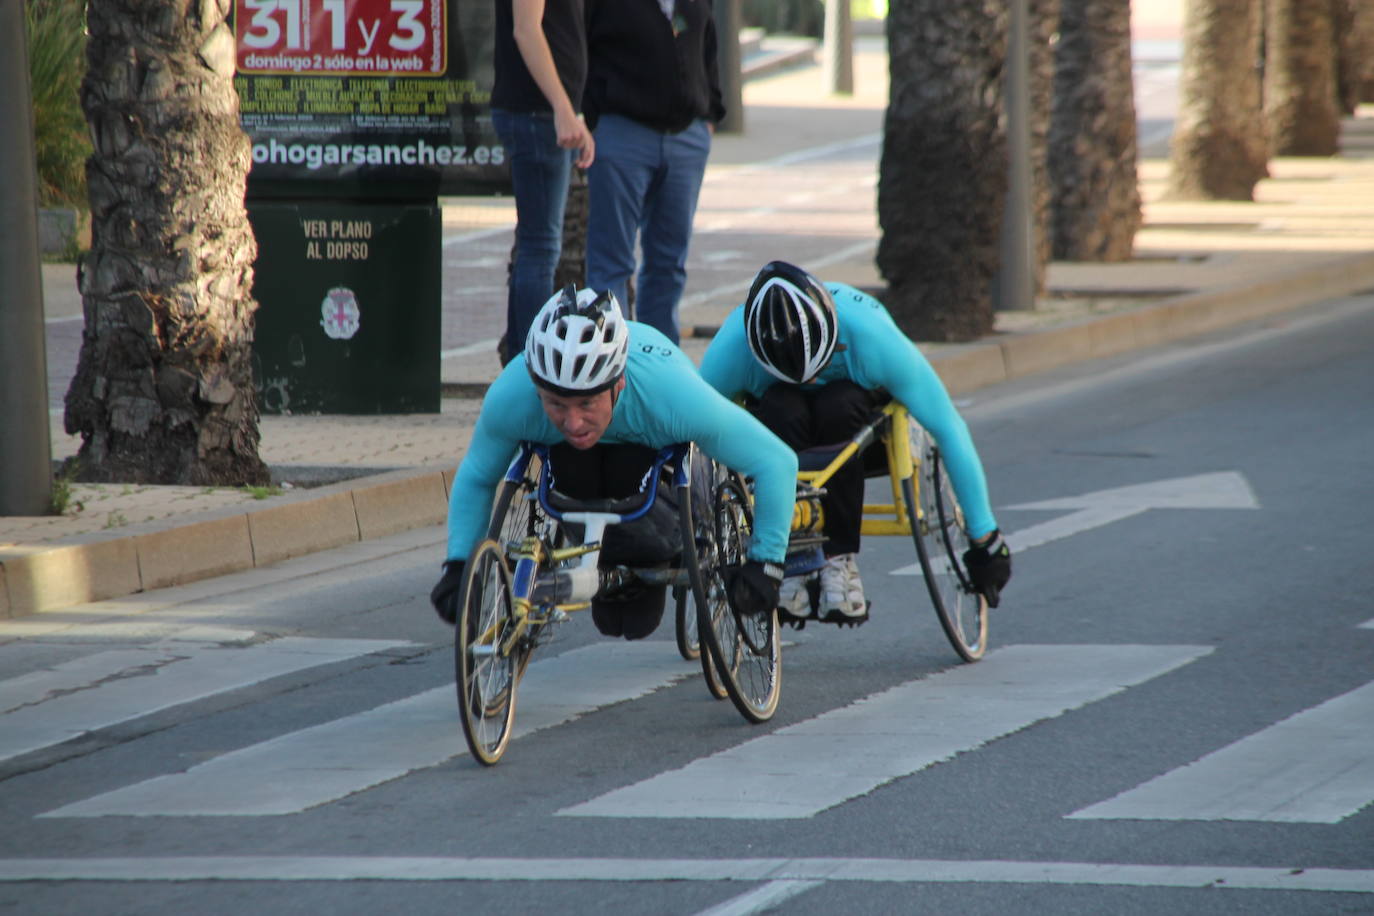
{"left": 832, "top": 286, "right": 998, "bottom": 540}
{"left": 877, "top": 346, "right": 997, "bottom": 539}
{"left": 445, "top": 367, "right": 550, "bottom": 561}
{"left": 640, "top": 349, "right": 796, "bottom": 563}
{"left": 685, "top": 393, "right": 797, "bottom": 564}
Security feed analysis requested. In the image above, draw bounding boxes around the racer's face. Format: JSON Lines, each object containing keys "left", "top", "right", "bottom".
{"left": 537, "top": 378, "right": 625, "bottom": 449}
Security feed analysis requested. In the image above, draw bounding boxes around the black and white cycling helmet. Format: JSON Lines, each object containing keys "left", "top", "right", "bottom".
{"left": 744, "top": 260, "right": 838, "bottom": 384}
{"left": 525, "top": 285, "right": 630, "bottom": 396}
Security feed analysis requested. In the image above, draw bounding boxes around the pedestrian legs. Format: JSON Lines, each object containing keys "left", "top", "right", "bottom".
{"left": 635, "top": 119, "right": 710, "bottom": 343}
{"left": 493, "top": 109, "right": 573, "bottom": 357}
{"left": 586, "top": 114, "right": 654, "bottom": 319}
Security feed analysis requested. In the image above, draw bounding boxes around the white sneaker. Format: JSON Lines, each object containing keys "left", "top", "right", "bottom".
{"left": 819, "top": 553, "right": 867, "bottom": 624}
{"left": 778, "top": 574, "right": 812, "bottom": 619}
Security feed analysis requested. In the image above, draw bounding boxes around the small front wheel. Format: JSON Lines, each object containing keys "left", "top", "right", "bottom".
{"left": 906, "top": 419, "right": 987, "bottom": 662}
{"left": 455, "top": 539, "right": 521, "bottom": 765}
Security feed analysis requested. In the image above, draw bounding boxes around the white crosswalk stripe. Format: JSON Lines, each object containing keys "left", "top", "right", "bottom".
{"left": 560, "top": 644, "right": 1212, "bottom": 820}
{"left": 0, "top": 636, "right": 411, "bottom": 764}
{"left": 40, "top": 642, "right": 698, "bottom": 817}
{"left": 1069, "top": 680, "right": 1374, "bottom": 823}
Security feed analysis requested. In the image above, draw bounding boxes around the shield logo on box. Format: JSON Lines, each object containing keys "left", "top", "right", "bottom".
{"left": 321, "top": 286, "right": 361, "bottom": 340}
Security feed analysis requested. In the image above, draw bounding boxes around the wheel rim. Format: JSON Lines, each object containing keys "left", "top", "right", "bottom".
{"left": 908, "top": 419, "right": 987, "bottom": 661}
{"left": 457, "top": 543, "right": 518, "bottom": 763}
{"left": 489, "top": 452, "right": 545, "bottom": 545}
{"left": 701, "top": 478, "right": 780, "bottom": 721}
{"left": 674, "top": 584, "right": 702, "bottom": 661}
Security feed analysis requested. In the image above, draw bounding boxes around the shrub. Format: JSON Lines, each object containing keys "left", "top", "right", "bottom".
{"left": 26, "top": 0, "right": 90, "bottom": 210}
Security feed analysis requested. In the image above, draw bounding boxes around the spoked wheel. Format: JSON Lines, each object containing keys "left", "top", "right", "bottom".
{"left": 906, "top": 419, "right": 987, "bottom": 662}
{"left": 674, "top": 583, "right": 727, "bottom": 699}
{"left": 673, "top": 453, "right": 728, "bottom": 697}
{"left": 673, "top": 584, "right": 701, "bottom": 660}
{"left": 488, "top": 449, "right": 548, "bottom": 544}
{"left": 455, "top": 539, "right": 521, "bottom": 765}
{"left": 680, "top": 463, "right": 780, "bottom": 723}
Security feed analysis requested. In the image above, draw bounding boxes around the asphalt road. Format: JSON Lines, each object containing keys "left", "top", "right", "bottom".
{"left": 3, "top": 293, "right": 1372, "bottom": 915}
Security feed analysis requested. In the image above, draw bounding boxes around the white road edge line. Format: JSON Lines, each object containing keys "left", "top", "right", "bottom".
{"left": 0, "top": 857, "right": 1370, "bottom": 894}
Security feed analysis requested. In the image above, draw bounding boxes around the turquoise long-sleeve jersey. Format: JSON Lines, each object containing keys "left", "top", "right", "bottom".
{"left": 697, "top": 282, "right": 998, "bottom": 539}
{"left": 445, "top": 322, "right": 798, "bottom": 564}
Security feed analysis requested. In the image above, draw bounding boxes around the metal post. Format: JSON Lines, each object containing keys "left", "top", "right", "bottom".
{"left": 823, "top": 0, "right": 854, "bottom": 95}
{"left": 0, "top": 2, "right": 55, "bottom": 516}
{"left": 717, "top": 0, "right": 745, "bottom": 133}
{"left": 993, "top": 0, "right": 1035, "bottom": 312}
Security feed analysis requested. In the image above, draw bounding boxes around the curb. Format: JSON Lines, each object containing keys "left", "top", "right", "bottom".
{"left": 1, "top": 466, "right": 454, "bottom": 618}
{"left": 7, "top": 253, "right": 1374, "bottom": 619}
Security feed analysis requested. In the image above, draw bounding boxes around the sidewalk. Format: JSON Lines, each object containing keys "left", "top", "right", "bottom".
{"left": 6, "top": 34, "right": 1374, "bottom": 618}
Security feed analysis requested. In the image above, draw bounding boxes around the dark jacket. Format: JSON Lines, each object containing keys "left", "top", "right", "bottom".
{"left": 583, "top": 0, "right": 725, "bottom": 133}
{"left": 491, "top": 0, "right": 588, "bottom": 113}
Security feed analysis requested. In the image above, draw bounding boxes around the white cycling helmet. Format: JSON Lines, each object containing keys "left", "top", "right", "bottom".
{"left": 744, "top": 261, "right": 838, "bottom": 384}
{"left": 525, "top": 285, "right": 630, "bottom": 396}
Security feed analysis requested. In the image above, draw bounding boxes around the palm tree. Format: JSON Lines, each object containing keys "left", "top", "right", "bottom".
{"left": 1029, "top": 0, "right": 1062, "bottom": 295}
{"left": 1049, "top": 0, "right": 1141, "bottom": 259}
{"left": 1165, "top": 0, "right": 1268, "bottom": 200}
{"left": 64, "top": 0, "right": 269, "bottom": 485}
{"left": 877, "top": 0, "right": 1008, "bottom": 342}
{"left": 1264, "top": 0, "right": 1341, "bottom": 155}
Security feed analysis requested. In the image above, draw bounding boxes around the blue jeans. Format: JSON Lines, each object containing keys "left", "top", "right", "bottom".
{"left": 586, "top": 114, "right": 711, "bottom": 344}
{"left": 492, "top": 108, "right": 574, "bottom": 356}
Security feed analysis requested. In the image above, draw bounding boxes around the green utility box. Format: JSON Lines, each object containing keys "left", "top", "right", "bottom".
{"left": 248, "top": 200, "right": 441, "bottom": 414}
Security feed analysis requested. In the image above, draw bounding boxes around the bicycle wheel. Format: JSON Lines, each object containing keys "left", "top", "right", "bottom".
{"left": 681, "top": 468, "right": 781, "bottom": 723}
{"left": 905, "top": 419, "right": 987, "bottom": 662}
{"left": 455, "top": 539, "right": 520, "bottom": 765}
{"left": 488, "top": 449, "right": 547, "bottom": 544}
{"left": 673, "top": 452, "right": 720, "bottom": 674}
{"left": 673, "top": 584, "right": 700, "bottom": 660}
{"left": 675, "top": 452, "right": 729, "bottom": 699}
{"left": 674, "top": 583, "right": 728, "bottom": 699}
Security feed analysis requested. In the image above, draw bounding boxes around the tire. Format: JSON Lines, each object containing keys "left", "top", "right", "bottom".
{"left": 675, "top": 583, "right": 728, "bottom": 700}
{"left": 673, "top": 584, "right": 700, "bottom": 660}
{"left": 455, "top": 539, "right": 520, "bottom": 765}
{"left": 681, "top": 460, "right": 781, "bottom": 723}
{"left": 487, "top": 449, "right": 547, "bottom": 544}
{"left": 673, "top": 585, "right": 697, "bottom": 661}
{"left": 906, "top": 418, "right": 988, "bottom": 662}
{"left": 674, "top": 453, "right": 727, "bottom": 698}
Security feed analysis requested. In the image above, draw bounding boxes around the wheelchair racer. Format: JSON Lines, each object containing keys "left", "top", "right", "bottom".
{"left": 698, "top": 260, "right": 1012, "bottom": 625}
{"left": 431, "top": 286, "right": 797, "bottom": 639}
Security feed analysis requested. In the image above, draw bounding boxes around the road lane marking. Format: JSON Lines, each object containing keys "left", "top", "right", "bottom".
{"left": 1070, "top": 680, "right": 1374, "bottom": 823}
{"left": 0, "top": 856, "right": 1369, "bottom": 894}
{"left": 0, "top": 638, "right": 410, "bottom": 764}
{"left": 892, "top": 472, "right": 1259, "bottom": 575}
{"left": 40, "top": 642, "right": 698, "bottom": 817}
{"left": 694, "top": 879, "right": 824, "bottom": 915}
{"left": 561, "top": 644, "right": 1211, "bottom": 820}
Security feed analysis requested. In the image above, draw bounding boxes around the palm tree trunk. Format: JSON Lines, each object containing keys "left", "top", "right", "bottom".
{"left": 877, "top": 0, "right": 1007, "bottom": 342}
{"left": 65, "top": 0, "right": 268, "bottom": 485}
{"left": 1265, "top": 0, "right": 1342, "bottom": 155}
{"left": 1049, "top": 0, "right": 1142, "bottom": 260}
{"left": 1165, "top": 0, "right": 1268, "bottom": 200}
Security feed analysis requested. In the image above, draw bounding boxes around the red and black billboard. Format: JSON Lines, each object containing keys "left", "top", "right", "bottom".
{"left": 233, "top": 0, "right": 508, "bottom": 197}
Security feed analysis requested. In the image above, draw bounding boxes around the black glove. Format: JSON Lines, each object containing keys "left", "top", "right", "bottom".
{"left": 429, "top": 560, "right": 466, "bottom": 625}
{"left": 963, "top": 531, "right": 1011, "bottom": 608}
{"left": 725, "top": 560, "right": 784, "bottom": 617}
